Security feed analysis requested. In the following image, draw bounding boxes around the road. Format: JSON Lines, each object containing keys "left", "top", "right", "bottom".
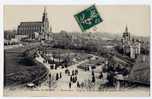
{"left": 35, "top": 54, "right": 91, "bottom": 91}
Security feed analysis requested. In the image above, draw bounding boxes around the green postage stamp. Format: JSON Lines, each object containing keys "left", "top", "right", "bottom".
{"left": 74, "top": 5, "right": 103, "bottom": 32}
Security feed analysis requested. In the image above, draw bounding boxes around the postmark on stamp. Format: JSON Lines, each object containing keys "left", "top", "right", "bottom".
{"left": 74, "top": 5, "right": 103, "bottom": 32}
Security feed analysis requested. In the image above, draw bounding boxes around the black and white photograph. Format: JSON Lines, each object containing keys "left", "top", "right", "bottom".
{"left": 3, "top": 5, "right": 150, "bottom": 96}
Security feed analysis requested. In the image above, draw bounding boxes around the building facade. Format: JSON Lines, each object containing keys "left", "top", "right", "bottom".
{"left": 121, "top": 26, "right": 141, "bottom": 59}
{"left": 17, "top": 7, "right": 49, "bottom": 39}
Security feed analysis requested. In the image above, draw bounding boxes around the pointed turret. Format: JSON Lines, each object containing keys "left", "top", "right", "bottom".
{"left": 42, "top": 6, "right": 48, "bottom": 22}
{"left": 44, "top": 6, "right": 47, "bottom": 14}
{"left": 122, "top": 25, "right": 130, "bottom": 41}
{"left": 125, "top": 25, "right": 128, "bottom": 33}
{"left": 42, "top": 6, "right": 49, "bottom": 33}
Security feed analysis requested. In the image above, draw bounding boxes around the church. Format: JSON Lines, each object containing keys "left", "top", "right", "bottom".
{"left": 17, "top": 7, "right": 50, "bottom": 39}
{"left": 121, "top": 26, "right": 141, "bottom": 59}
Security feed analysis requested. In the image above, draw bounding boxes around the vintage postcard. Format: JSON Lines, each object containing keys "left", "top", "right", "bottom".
{"left": 4, "top": 5, "right": 150, "bottom": 96}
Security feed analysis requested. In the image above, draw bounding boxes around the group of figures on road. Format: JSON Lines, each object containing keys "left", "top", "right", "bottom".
{"left": 36, "top": 48, "right": 130, "bottom": 91}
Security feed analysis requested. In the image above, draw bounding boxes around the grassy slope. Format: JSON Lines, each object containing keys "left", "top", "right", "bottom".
{"left": 4, "top": 47, "right": 47, "bottom": 86}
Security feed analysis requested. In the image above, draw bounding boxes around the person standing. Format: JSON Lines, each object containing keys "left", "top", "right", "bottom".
{"left": 56, "top": 73, "right": 59, "bottom": 80}
{"left": 77, "top": 81, "right": 80, "bottom": 88}
{"left": 69, "top": 82, "right": 71, "bottom": 89}
{"left": 60, "top": 72, "right": 62, "bottom": 78}
{"left": 70, "top": 76, "right": 72, "bottom": 82}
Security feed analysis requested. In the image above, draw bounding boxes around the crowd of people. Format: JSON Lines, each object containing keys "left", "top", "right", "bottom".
{"left": 48, "top": 61, "right": 130, "bottom": 90}
{"left": 38, "top": 48, "right": 130, "bottom": 90}
{"left": 65, "top": 69, "right": 86, "bottom": 89}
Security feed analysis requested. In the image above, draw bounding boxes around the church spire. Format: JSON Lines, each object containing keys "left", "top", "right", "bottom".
{"left": 42, "top": 6, "right": 48, "bottom": 22}
{"left": 125, "top": 25, "right": 128, "bottom": 33}
{"left": 44, "top": 6, "right": 47, "bottom": 14}
{"left": 42, "top": 6, "right": 49, "bottom": 33}
{"left": 122, "top": 25, "right": 130, "bottom": 41}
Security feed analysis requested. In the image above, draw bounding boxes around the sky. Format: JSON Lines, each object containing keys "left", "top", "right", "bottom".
{"left": 4, "top": 5, "right": 150, "bottom": 36}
